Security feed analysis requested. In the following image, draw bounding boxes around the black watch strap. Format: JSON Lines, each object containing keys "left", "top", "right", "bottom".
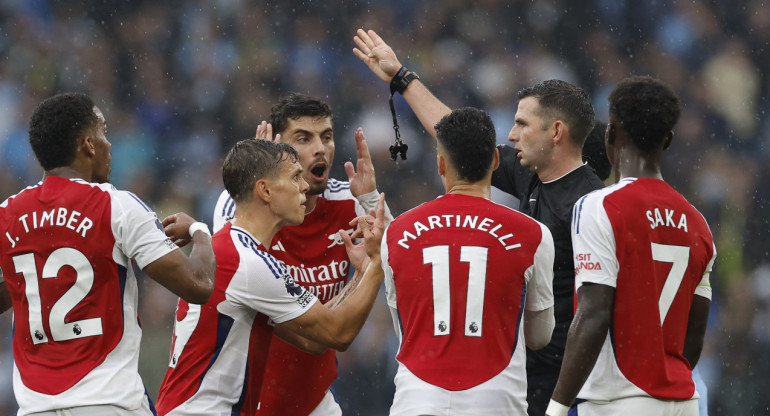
{"left": 390, "top": 66, "right": 420, "bottom": 94}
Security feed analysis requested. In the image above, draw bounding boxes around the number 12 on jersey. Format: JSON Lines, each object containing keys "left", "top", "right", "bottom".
{"left": 423, "top": 245, "right": 488, "bottom": 337}
{"left": 12, "top": 249, "right": 104, "bottom": 344}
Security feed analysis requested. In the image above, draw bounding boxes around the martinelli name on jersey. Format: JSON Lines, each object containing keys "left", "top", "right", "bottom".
{"left": 5, "top": 207, "right": 94, "bottom": 248}
{"left": 396, "top": 214, "right": 522, "bottom": 251}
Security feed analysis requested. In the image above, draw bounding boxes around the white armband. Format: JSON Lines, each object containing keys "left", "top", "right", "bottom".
{"left": 189, "top": 222, "right": 211, "bottom": 237}
{"left": 545, "top": 400, "right": 569, "bottom": 416}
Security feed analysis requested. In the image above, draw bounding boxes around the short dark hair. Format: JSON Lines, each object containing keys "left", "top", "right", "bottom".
{"left": 28, "top": 92, "right": 98, "bottom": 171}
{"left": 518, "top": 80, "right": 595, "bottom": 148}
{"left": 223, "top": 139, "right": 299, "bottom": 203}
{"left": 608, "top": 76, "right": 681, "bottom": 153}
{"left": 582, "top": 120, "right": 611, "bottom": 181}
{"left": 268, "top": 93, "right": 333, "bottom": 135}
{"left": 434, "top": 107, "right": 496, "bottom": 182}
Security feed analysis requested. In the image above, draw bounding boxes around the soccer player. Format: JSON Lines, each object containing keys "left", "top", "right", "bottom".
{"left": 381, "top": 107, "right": 555, "bottom": 414}
{"left": 354, "top": 29, "right": 605, "bottom": 415}
{"left": 156, "top": 139, "right": 387, "bottom": 415}
{"left": 546, "top": 76, "right": 715, "bottom": 416}
{"left": 0, "top": 92, "right": 215, "bottom": 415}
{"left": 212, "top": 93, "right": 391, "bottom": 416}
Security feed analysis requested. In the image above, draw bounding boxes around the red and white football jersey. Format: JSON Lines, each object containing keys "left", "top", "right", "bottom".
{"left": 382, "top": 194, "right": 554, "bottom": 414}
{"left": 213, "top": 179, "right": 385, "bottom": 415}
{"left": 0, "top": 176, "right": 177, "bottom": 415}
{"left": 571, "top": 178, "right": 715, "bottom": 402}
{"left": 155, "top": 223, "right": 318, "bottom": 415}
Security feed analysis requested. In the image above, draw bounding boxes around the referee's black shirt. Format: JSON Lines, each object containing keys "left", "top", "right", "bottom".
{"left": 492, "top": 144, "right": 605, "bottom": 367}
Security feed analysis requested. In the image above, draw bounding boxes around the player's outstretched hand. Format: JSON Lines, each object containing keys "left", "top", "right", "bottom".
{"left": 353, "top": 29, "right": 402, "bottom": 83}
{"left": 162, "top": 212, "right": 197, "bottom": 247}
{"left": 346, "top": 193, "right": 386, "bottom": 259}
{"left": 255, "top": 120, "right": 282, "bottom": 143}
{"left": 339, "top": 228, "right": 370, "bottom": 272}
{"left": 345, "top": 128, "right": 377, "bottom": 197}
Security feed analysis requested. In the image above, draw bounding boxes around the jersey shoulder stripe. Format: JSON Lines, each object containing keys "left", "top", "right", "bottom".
{"left": 222, "top": 194, "right": 235, "bottom": 219}
{"left": 325, "top": 178, "right": 350, "bottom": 193}
{"left": 574, "top": 178, "right": 635, "bottom": 235}
{"left": 231, "top": 227, "right": 286, "bottom": 279}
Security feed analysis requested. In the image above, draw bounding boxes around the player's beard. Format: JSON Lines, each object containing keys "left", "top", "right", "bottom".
{"left": 306, "top": 179, "right": 328, "bottom": 196}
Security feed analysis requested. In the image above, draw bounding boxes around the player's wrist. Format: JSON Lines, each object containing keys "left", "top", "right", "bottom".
{"left": 545, "top": 399, "right": 569, "bottom": 416}
{"left": 188, "top": 222, "right": 211, "bottom": 238}
{"left": 390, "top": 66, "right": 420, "bottom": 95}
{"left": 356, "top": 188, "right": 380, "bottom": 202}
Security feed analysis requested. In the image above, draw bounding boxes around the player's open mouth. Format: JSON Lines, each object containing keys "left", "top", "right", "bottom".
{"left": 310, "top": 163, "right": 327, "bottom": 181}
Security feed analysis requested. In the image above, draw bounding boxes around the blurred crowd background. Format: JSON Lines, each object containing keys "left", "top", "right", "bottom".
{"left": 0, "top": 0, "right": 768, "bottom": 414}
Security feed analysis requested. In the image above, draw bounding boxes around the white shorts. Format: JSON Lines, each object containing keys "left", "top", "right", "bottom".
{"left": 389, "top": 360, "right": 527, "bottom": 416}
{"left": 25, "top": 397, "right": 154, "bottom": 416}
{"left": 308, "top": 389, "right": 342, "bottom": 416}
{"left": 575, "top": 396, "right": 698, "bottom": 416}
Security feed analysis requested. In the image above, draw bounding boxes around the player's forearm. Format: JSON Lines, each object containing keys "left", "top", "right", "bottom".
{"left": 524, "top": 307, "right": 554, "bottom": 350}
{"left": 327, "top": 266, "right": 365, "bottom": 309}
{"left": 0, "top": 282, "right": 11, "bottom": 314}
{"left": 683, "top": 295, "right": 710, "bottom": 367}
{"left": 326, "top": 257, "right": 384, "bottom": 350}
{"left": 401, "top": 79, "right": 452, "bottom": 139}
{"left": 274, "top": 325, "right": 328, "bottom": 356}
{"left": 550, "top": 299, "right": 611, "bottom": 407}
{"left": 185, "top": 232, "right": 216, "bottom": 303}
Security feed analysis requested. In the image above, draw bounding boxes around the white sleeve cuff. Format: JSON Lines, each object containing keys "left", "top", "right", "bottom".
{"left": 546, "top": 399, "right": 570, "bottom": 416}
{"left": 188, "top": 222, "right": 211, "bottom": 237}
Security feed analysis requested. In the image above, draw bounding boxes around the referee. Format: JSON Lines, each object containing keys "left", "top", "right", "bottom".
{"left": 491, "top": 80, "right": 605, "bottom": 415}
{"left": 353, "top": 29, "right": 605, "bottom": 416}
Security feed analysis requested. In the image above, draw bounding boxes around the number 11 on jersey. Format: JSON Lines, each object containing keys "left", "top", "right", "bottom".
{"left": 423, "top": 245, "right": 488, "bottom": 337}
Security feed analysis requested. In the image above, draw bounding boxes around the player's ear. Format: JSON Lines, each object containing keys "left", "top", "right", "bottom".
{"left": 81, "top": 135, "right": 96, "bottom": 158}
{"left": 254, "top": 179, "right": 271, "bottom": 203}
{"left": 492, "top": 147, "right": 500, "bottom": 171}
{"left": 437, "top": 153, "right": 446, "bottom": 177}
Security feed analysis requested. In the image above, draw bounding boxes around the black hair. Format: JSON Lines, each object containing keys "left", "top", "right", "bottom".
{"left": 268, "top": 93, "right": 333, "bottom": 135}
{"left": 582, "top": 120, "right": 611, "bottom": 181}
{"left": 434, "top": 107, "right": 496, "bottom": 182}
{"left": 518, "top": 80, "right": 595, "bottom": 148}
{"left": 608, "top": 75, "right": 681, "bottom": 153}
{"left": 223, "top": 139, "right": 299, "bottom": 203}
{"left": 28, "top": 92, "right": 98, "bottom": 171}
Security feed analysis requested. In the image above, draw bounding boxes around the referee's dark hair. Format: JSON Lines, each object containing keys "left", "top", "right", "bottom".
{"left": 28, "top": 92, "right": 98, "bottom": 171}
{"left": 434, "top": 107, "right": 496, "bottom": 183}
{"left": 518, "top": 80, "right": 595, "bottom": 149}
{"left": 608, "top": 76, "right": 681, "bottom": 153}
{"left": 223, "top": 139, "right": 299, "bottom": 203}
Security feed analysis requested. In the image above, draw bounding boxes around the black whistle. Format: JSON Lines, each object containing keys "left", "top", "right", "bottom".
{"left": 389, "top": 142, "right": 408, "bottom": 161}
